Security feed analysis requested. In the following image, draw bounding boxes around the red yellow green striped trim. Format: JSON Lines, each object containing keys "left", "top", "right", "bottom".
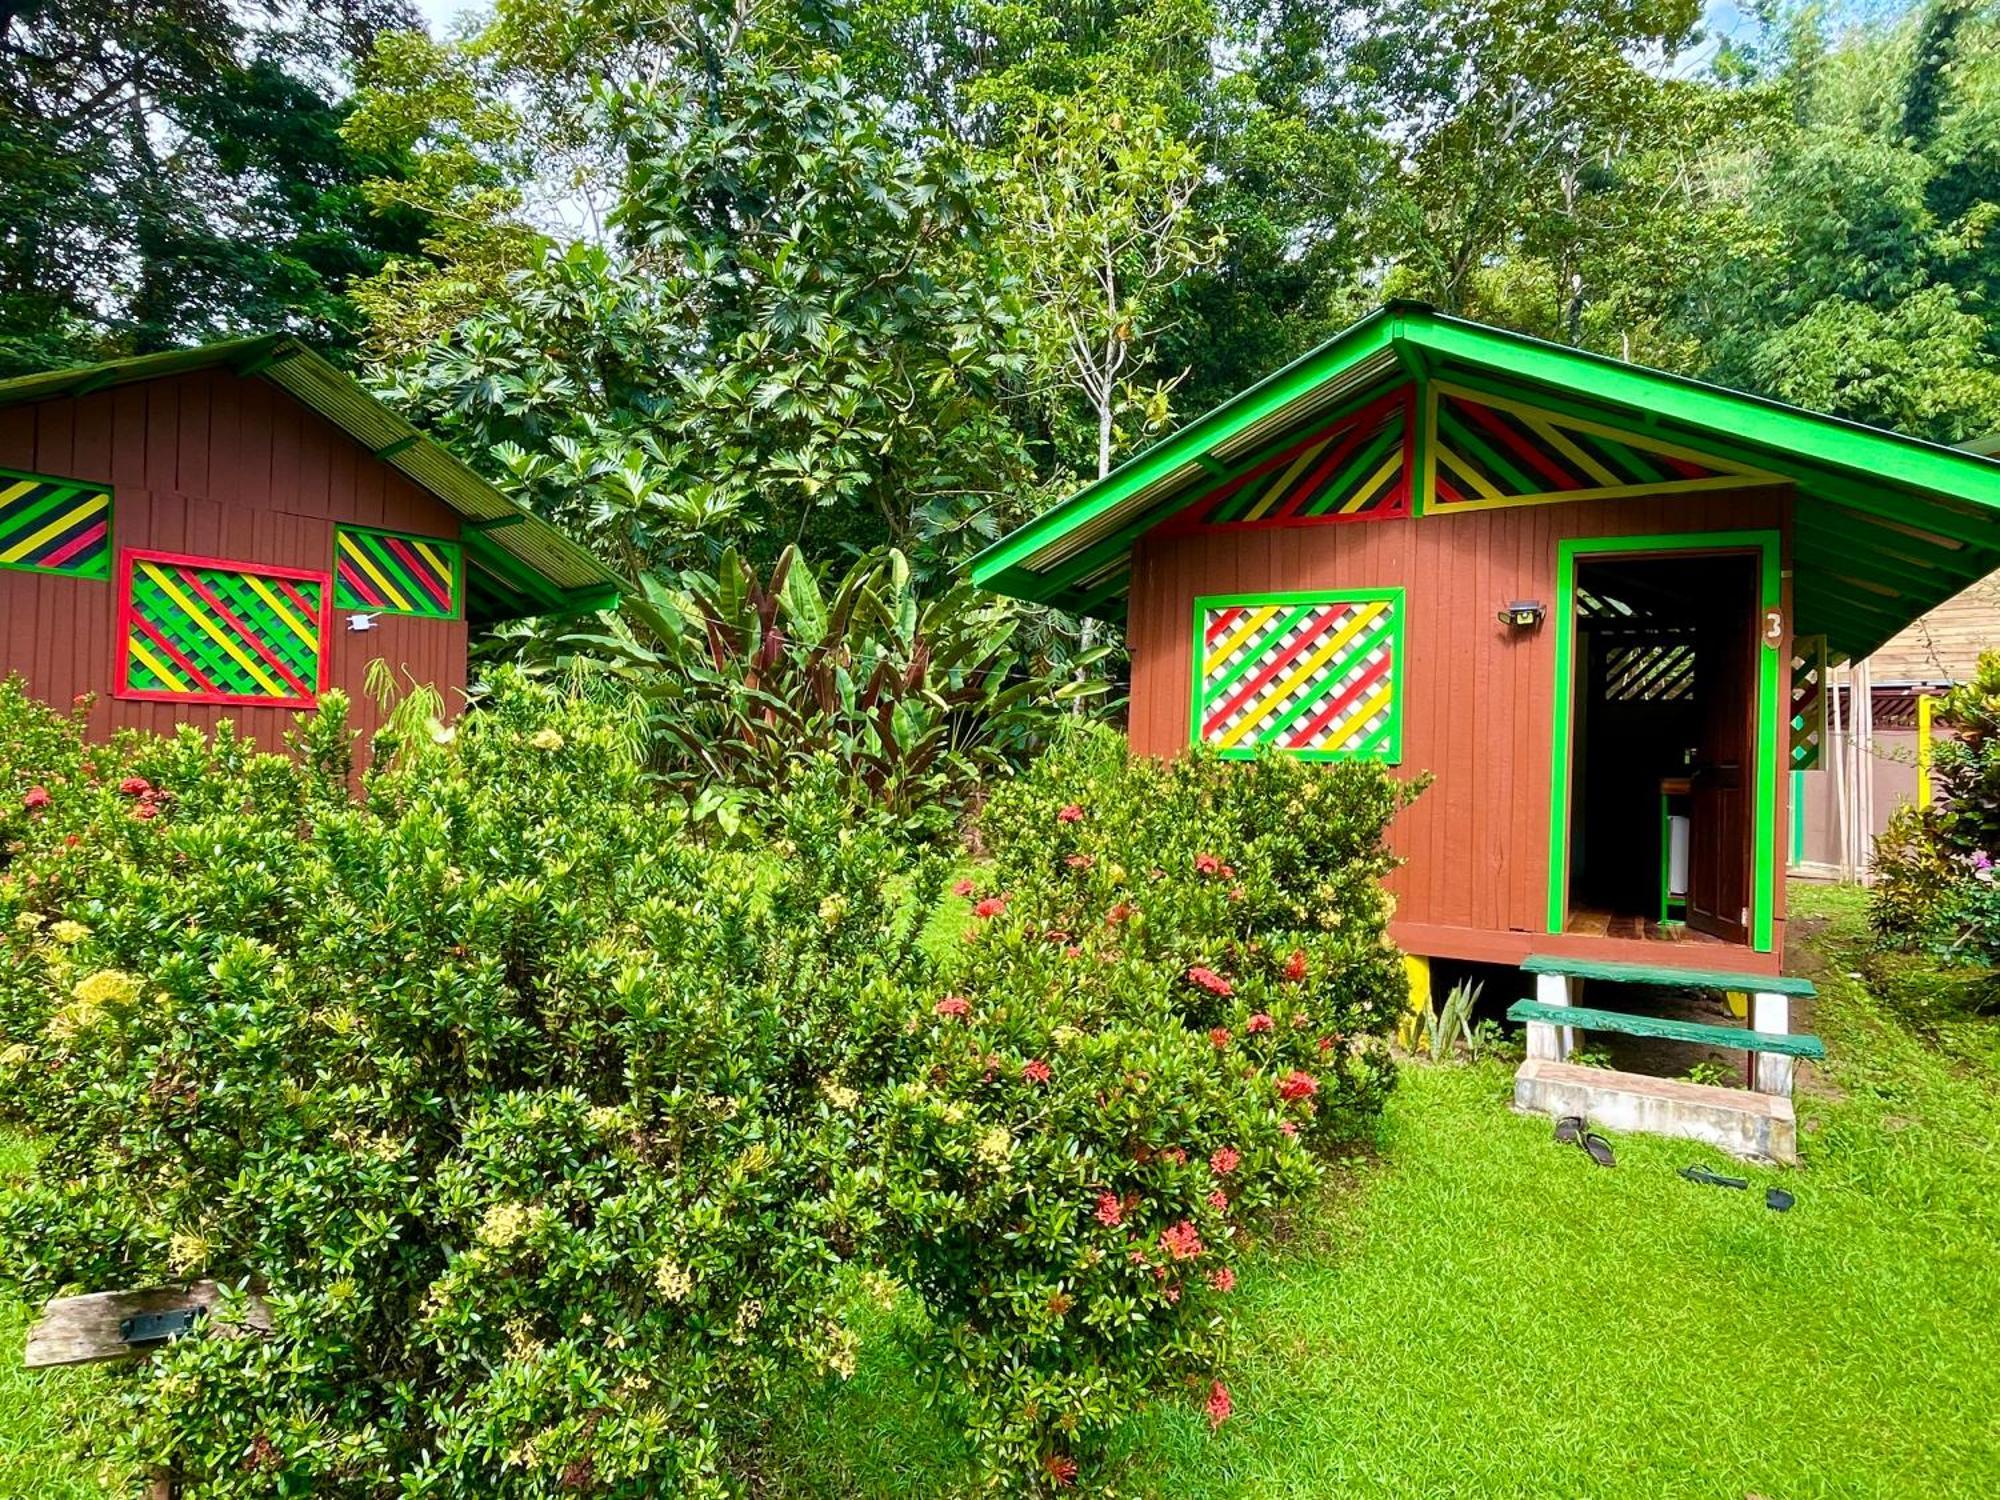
{"left": 333, "top": 525, "right": 461, "bottom": 619}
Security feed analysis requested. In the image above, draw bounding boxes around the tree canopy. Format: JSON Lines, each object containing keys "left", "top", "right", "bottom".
{"left": 7, "top": 0, "right": 1997, "bottom": 604}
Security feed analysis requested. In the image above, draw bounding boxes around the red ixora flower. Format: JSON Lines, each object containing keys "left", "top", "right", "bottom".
{"left": 973, "top": 895, "right": 1007, "bottom": 919}
{"left": 1209, "top": 1265, "right": 1236, "bottom": 1293}
{"left": 934, "top": 995, "right": 971, "bottom": 1020}
{"left": 1277, "top": 1069, "right": 1319, "bottom": 1102}
{"left": 1095, "top": 1192, "right": 1124, "bottom": 1228}
{"left": 1022, "top": 1058, "right": 1052, "bottom": 1085}
{"left": 1057, "top": 803, "right": 1085, "bottom": 824}
{"left": 1209, "top": 1146, "right": 1240, "bottom": 1176}
{"left": 1208, "top": 1026, "right": 1232, "bottom": 1050}
{"left": 118, "top": 776, "right": 151, "bottom": 797}
{"left": 1065, "top": 852, "right": 1094, "bottom": 869}
{"left": 1194, "top": 852, "right": 1222, "bottom": 876}
{"left": 132, "top": 802, "right": 158, "bottom": 821}
{"left": 1160, "top": 1220, "right": 1205, "bottom": 1261}
{"left": 1279, "top": 1120, "right": 1298, "bottom": 1137}
{"left": 1186, "top": 965, "right": 1233, "bottom": 997}
{"left": 1317, "top": 1035, "right": 1336, "bottom": 1055}
{"left": 1042, "top": 1453, "right": 1079, "bottom": 1487}
{"left": 951, "top": 878, "right": 976, "bottom": 898}
{"left": 1205, "top": 1380, "right": 1233, "bottom": 1429}
{"left": 22, "top": 786, "right": 50, "bottom": 810}
{"left": 1105, "top": 901, "right": 1133, "bottom": 924}
{"left": 1283, "top": 949, "right": 1308, "bottom": 983}
{"left": 1245, "top": 1013, "right": 1274, "bottom": 1035}
{"left": 1207, "top": 1189, "right": 1230, "bottom": 1211}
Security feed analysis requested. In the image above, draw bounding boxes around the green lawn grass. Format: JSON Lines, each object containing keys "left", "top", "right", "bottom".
{"left": 766, "top": 883, "right": 2000, "bottom": 1498}
{"left": 3, "top": 885, "right": 1996, "bottom": 1497}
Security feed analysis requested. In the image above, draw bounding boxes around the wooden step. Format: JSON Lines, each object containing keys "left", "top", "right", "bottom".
{"left": 1521, "top": 953, "right": 1816, "bottom": 997}
{"left": 1506, "top": 999, "right": 1825, "bottom": 1057}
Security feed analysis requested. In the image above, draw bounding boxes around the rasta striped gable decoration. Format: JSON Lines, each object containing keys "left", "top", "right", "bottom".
{"left": 0, "top": 469, "right": 111, "bottom": 579}
{"left": 333, "top": 525, "right": 461, "bottom": 619}
{"left": 1427, "top": 384, "right": 1782, "bottom": 512}
{"left": 1173, "top": 387, "right": 1412, "bottom": 531}
{"left": 1194, "top": 592, "right": 1402, "bottom": 761}
{"left": 116, "top": 550, "right": 330, "bottom": 709}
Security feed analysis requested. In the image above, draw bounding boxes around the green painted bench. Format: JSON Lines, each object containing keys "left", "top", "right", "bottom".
{"left": 1505, "top": 999, "right": 1826, "bottom": 1059}
{"left": 1521, "top": 954, "right": 1816, "bottom": 998}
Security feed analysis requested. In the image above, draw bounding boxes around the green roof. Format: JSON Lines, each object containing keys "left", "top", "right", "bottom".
{"left": 970, "top": 302, "right": 2000, "bottom": 661}
{"left": 0, "top": 335, "right": 621, "bottom": 623}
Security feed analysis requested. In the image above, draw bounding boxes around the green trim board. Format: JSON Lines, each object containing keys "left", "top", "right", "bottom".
{"left": 1190, "top": 589, "right": 1404, "bottom": 763}
{"left": 0, "top": 466, "right": 112, "bottom": 580}
{"left": 1504, "top": 999, "right": 1824, "bottom": 1057}
{"left": 1518, "top": 952, "right": 1816, "bottom": 996}
{"left": 1546, "top": 531, "right": 1783, "bottom": 953}
{"left": 968, "top": 303, "right": 2000, "bottom": 661}
{"left": 333, "top": 525, "right": 463, "bottom": 620}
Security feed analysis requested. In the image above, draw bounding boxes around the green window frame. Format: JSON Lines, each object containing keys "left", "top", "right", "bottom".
{"left": 333, "top": 524, "right": 463, "bottom": 620}
{"left": 1191, "top": 588, "right": 1404, "bottom": 763}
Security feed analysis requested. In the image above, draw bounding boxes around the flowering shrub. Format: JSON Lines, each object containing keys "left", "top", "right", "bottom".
{"left": 0, "top": 686, "right": 1413, "bottom": 1495}
{"left": 0, "top": 678, "right": 907, "bottom": 1496}
{"left": 1873, "top": 652, "right": 2000, "bottom": 970}
{"left": 850, "top": 725, "right": 1412, "bottom": 1488}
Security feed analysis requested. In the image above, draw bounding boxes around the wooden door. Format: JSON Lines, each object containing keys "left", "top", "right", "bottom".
{"left": 1686, "top": 555, "right": 1755, "bottom": 943}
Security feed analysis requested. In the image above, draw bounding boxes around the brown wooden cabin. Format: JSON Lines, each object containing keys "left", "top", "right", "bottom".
{"left": 0, "top": 336, "right": 618, "bottom": 757}
{"left": 972, "top": 303, "right": 2000, "bottom": 981}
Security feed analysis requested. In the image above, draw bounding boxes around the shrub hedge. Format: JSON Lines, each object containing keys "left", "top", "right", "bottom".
{"left": 0, "top": 677, "right": 1412, "bottom": 1495}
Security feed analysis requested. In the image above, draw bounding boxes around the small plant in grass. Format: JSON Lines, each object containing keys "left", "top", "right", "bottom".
{"left": 1682, "top": 1059, "right": 1739, "bottom": 1089}
{"left": 1567, "top": 1046, "right": 1615, "bottom": 1070}
{"left": 1421, "top": 978, "right": 1483, "bottom": 1063}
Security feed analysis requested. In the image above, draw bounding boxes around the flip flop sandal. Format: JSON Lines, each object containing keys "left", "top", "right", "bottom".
{"left": 1678, "top": 1164, "right": 1748, "bottom": 1189}
{"left": 1580, "top": 1131, "right": 1616, "bottom": 1167}
{"left": 1554, "top": 1115, "right": 1585, "bottom": 1146}
{"left": 1766, "top": 1187, "right": 1795, "bottom": 1212}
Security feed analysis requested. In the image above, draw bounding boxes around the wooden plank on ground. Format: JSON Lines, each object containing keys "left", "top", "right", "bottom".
{"left": 25, "top": 1281, "right": 271, "bottom": 1368}
{"left": 1520, "top": 953, "right": 1816, "bottom": 997}
{"left": 1505, "top": 999, "right": 1826, "bottom": 1057}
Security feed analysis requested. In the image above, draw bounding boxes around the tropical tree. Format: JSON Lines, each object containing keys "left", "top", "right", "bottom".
{"left": 0, "top": 0, "right": 427, "bottom": 372}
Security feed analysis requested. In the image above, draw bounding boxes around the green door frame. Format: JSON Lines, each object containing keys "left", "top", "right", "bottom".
{"left": 1546, "top": 530, "right": 1784, "bottom": 952}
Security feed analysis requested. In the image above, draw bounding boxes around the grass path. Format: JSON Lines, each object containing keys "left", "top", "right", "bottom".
{"left": 771, "top": 884, "right": 2000, "bottom": 1497}
{"left": 2, "top": 886, "right": 1995, "bottom": 1496}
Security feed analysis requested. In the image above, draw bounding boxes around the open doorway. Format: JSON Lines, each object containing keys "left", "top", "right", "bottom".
{"left": 1564, "top": 550, "right": 1760, "bottom": 945}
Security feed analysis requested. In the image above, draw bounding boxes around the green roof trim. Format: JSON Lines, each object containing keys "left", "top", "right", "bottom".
{"left": 970, "top": 303, "right": 2000, "bottom": 660}
{"left": 0, "top": 335, "right": 621, "bottom": 625}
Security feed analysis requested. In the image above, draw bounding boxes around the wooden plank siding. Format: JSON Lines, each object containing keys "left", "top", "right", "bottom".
{"left": 0, "top": 368, "right": 467, "bottom": 758}
{"left": 1128, "top": 485, "right": 1795, "bottom": 975}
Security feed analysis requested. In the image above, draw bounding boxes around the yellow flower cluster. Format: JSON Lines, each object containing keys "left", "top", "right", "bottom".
{"left": 475, "top": 1201, "right": 543, "bottom": 1250}
{"left": 974, "top": 1125, "right": 1013, "bottom": 1168}
{"left": 654, "top": 1255, "right": 695, "bottom": 1303}
{"left": 819, "top": 1078, "right": 859, "bottom": 1111}
{"left": 49, "top": 920, "right": 88, "bottom": 945}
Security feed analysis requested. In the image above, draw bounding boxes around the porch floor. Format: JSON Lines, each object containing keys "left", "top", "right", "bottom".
{"left": 1563, "top": 907, "right": 1733, "bottom": 944}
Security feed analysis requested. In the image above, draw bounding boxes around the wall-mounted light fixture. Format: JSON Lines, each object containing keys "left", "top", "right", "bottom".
{"left": 1498, "top": 600, "right": 1545, "bottom": 630}
{"left": 347, "top": 613, "right": 380, "bottom": 633}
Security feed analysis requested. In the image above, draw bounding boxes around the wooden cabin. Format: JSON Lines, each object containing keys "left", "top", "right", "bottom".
{"left": 0, "top": 336, "right": 618, "bottom": 753}
{"left": 973, "top": 304, "right": 2000, "bottom": 1158}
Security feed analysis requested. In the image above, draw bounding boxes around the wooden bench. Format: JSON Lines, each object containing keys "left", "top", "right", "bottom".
{"left": 1515, "top": 953, "right": 1819, "bottom": 1097}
